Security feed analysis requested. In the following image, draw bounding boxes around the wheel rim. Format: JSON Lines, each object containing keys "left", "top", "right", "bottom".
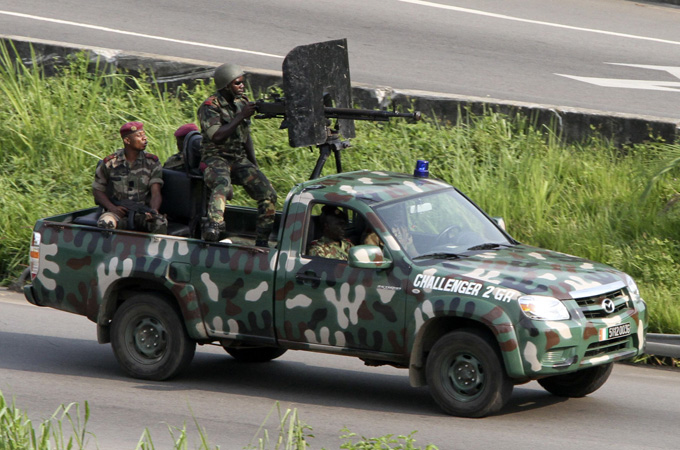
{"left": 126, "top": 316, "right": 167, "bottom": 363}
{"left": 445, "top": 353, "right": 485, "bottom": 401}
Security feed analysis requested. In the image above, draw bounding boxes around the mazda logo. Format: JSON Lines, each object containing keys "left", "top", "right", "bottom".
{"left": 602, "top": 298, "right": 616, "bottom": 314}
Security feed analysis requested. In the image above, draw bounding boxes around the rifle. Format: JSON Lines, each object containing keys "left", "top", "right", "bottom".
{"left": 111, "top": 198, "right": 165, "bottom": 229}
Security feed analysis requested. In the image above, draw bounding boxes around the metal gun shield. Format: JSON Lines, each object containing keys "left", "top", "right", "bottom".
{"left": 282, "top": 38, "right": 355, "bottom": 147}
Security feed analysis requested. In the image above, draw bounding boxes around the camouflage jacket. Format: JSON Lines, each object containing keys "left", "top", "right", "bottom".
{"left": 198, "top": 91, "right": 250, "bottom": 161}
{"left": 92, "top": 149, "right": 163, "bottom": 205}
{"left": 163, "top": 152, "right": 185, "bottom": 171}
{"left": 308, "top": 236, "right": 354, "bottom": 259}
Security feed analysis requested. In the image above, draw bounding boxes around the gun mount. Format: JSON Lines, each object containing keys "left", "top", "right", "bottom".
{"left": 255, "top": 39, "right": 421, "bottom": 179}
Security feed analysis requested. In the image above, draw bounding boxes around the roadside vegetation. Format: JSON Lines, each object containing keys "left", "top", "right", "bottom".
{"left": 0, "top": 392, "right": 437, "bottom": 449}
{"left": 1, "top": 42, "right": 679, "bottom": 339}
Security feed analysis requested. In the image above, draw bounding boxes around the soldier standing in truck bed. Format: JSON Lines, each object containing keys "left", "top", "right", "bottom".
{"left": 197, "top": 63, "right": 277, "bottom": 245}
{"left": 93, "top": 121, "right": 168, "bottom": 234}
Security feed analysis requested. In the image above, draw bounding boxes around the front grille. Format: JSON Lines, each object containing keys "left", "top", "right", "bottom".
{"left": 584, "top": 335, "right": 630, "bottom": 358}
{"left": 573, "top": 287, "right": 632, "bottom": 319}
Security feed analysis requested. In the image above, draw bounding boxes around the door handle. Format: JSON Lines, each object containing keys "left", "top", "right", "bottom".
{"left": 295, "top": 270, "right": 320, "bottom": 287}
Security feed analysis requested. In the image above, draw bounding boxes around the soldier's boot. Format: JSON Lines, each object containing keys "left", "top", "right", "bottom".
{"left": 255, "top": 239, "right": 269, "bottom": 248}
{"left": 203, "top": 221, "right": 226, "bottom": 242}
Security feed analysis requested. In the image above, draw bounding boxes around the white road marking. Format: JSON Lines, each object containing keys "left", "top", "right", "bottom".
{"left": 0, "top": 10, "right": 285, "bottom": 59}
{"left": 557, "top": 64, "right": 680, "bottom": 92}
{"left": 399, "top": 0, "right": 680, "bottom": 47}
{"left": 608, "top": 63, "right": 680, "bottom": 79}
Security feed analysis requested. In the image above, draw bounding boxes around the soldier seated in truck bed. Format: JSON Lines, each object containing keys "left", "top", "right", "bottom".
{"left": 92, "top": 121, "right": 168, "bottom": 234}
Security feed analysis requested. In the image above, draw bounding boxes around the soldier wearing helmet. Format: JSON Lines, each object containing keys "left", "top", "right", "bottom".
{"left": 197, "top": 63, "right": 277, "bottom": 245}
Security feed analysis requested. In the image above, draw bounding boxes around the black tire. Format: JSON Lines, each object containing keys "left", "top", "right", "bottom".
{"left": 426, "top": 329, "right": 513, "bottom": 418}
{"left": 111, "top": 294, "right": 196, "bottom": 380}
{"left": 223, "top": 345, "right": 287, "bottom": 363}
{"left": 537, "top": 363, "right": 613, "bottom": 397}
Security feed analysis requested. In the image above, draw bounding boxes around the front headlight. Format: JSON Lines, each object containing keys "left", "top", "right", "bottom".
{"left": 519, "top": 295, "right": 570, "bottom": 321}
{"left": 624, "top": 274, "right": 641, "bottom": 301}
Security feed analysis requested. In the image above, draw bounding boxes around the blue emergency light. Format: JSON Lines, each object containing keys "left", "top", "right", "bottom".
{"left": 414, "top": 159, "right": 429, "bottom": 178}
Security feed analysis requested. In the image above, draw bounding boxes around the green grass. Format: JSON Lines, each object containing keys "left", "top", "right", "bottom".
{"left": 1, "top": 42, "right": 679, "bottom": 333}
{"left": 0, "top": 390, "right": 93, "bottom": 450}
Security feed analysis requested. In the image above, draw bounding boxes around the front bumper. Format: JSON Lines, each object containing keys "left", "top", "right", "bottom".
{"left": 515, "top": 303, "right": 646, "bottom": 378}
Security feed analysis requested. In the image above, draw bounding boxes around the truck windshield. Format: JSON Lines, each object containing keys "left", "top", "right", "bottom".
{"left": 373, "top": 188, "right": 513, "bottom": 260}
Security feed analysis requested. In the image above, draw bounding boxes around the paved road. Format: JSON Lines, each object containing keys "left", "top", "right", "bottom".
{"left": 1, "top": 288, "right": 679, "bottom": 449}
{"left": 1, "top": 0, "right": 679, "bottom": 120}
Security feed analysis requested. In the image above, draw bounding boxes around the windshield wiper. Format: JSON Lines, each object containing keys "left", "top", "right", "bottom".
{"left": 466, "top": 243, "right": 513, "bottom": 251}
{"left": 413, "top": 252, "right": 463, "bottom": 261}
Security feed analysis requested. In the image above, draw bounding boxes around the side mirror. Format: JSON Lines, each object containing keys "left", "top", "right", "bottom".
{"left": 348, "top": 245, "right": 393, "bottom": 269}
{"left": 491, "top": 217, "right": 506, "bottom": 231}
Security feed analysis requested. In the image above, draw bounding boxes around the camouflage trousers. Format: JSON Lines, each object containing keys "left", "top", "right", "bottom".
{"left": 98, "top": 210, "right": 168, "bottom": 234}
{"left": 203, "top": 156, "right": 277, "bottom": 242}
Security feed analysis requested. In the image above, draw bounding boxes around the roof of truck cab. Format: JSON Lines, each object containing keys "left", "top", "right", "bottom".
{"left": 294, "top": 170, "right": 452, "bottom": 205}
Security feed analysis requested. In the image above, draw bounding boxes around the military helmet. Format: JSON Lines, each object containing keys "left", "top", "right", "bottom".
{"left": 214, "top": 63, "right": 245, "bottom": 90}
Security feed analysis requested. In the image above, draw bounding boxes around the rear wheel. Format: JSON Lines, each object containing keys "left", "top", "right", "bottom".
{"left": 426, "top": 329, "right": 513, "bottom": 418}
{"left": 537, "top": 363, "right": 613, "bottom": 397}
{"left": 222, "top": 345, "right": 287, "bottom": 363}
{"left": 111, "top": 294, "right": 196, "bottom": 380}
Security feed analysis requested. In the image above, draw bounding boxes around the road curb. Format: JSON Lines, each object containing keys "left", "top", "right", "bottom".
{"left": 645, "top": 333, "right": 680, "bottom": 358}
{"left": 2, "top": 34, "right": 679, "bottom": 146}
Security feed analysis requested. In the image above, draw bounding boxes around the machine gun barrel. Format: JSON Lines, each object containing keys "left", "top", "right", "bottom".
{"left": 255, "top": 98, "right": 421, "bottom": 122}
{"left": 323, "top": 107, "right": 421, "bottom": 122}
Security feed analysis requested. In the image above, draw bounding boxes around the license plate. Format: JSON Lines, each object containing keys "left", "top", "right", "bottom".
{"left": 598, "top": 323, "right": 631, "bottom": 341}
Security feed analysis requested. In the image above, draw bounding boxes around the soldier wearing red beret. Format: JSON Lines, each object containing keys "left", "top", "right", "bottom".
{"left": 163, "top": 123, "right": 200, "bottom": 171}
{"left": 92, "top": 121, "right": 168, "bottom": 234}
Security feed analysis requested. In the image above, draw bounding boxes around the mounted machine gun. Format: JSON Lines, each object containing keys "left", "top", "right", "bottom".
{"left": 254, "top": 39, "right": 421, "bottom": 179}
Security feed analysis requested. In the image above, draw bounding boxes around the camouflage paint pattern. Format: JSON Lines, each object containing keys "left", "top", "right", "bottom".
{"left": 25, "top": 170, "right": 647, "bottom": 381}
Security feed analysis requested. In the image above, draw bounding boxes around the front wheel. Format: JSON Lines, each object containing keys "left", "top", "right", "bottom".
{"left": 111, "top": 294, "right": 196, "bottom": 380}
{"left": 537, "top": 363, "right": 613, "bottom": 397}
{"left": 426, "top": 329, "right": 513, "bottom": 418}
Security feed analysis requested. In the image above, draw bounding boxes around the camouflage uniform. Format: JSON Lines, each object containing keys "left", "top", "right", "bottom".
{"left": 92, "top": 148, "right": 168, "bottom": 234}
{"left": 308, "top": 236, "right": 354, "bottom": 259}
{"left": 391, "top": 225, "right": 416, "bottom": 255}
{"left": 163, "top": 152, "right": 184, "bottom": 171}
{"left": 362, "top": 230, "right": 383, "bottom": 248}
{"left": 198, "top": 91, "right": 277, "bottom": 243}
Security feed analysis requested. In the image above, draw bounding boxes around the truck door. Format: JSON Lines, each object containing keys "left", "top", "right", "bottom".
{"left": 278, "top": 201, "right": 407, "bottom": 356}
{"left": 191, "top": 243, "right": 278, "bottom": 343}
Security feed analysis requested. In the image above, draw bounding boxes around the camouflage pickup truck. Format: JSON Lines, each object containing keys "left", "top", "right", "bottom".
{"left": 24, "top": 168, "right": 647, "bottom": 417}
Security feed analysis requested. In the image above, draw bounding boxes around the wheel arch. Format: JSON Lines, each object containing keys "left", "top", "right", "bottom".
{"left": 96, "top": 275, "right": 208, "bottom": 343}
{"left": 408, "top": 314, "right": 526, "bottom": 387}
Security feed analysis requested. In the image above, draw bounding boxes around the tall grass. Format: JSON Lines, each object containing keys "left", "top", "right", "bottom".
{"left": 0, "top": 392, "right": 437, "bottom": 450}
{"left": 0, "top": 390, "right": 92, "bottom": 449}
{"left": 1, "top": 42, "right": 679, "bottom": 333}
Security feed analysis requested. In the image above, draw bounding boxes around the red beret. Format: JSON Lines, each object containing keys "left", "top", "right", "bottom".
{"left": 174, "top": 123, "right": 199, "bottom": 138}
{"left": 120, "top": 121, "right": 144, "bottom": 138}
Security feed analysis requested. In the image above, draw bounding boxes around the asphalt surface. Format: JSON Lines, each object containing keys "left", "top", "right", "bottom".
{"left": 2, "top": 2, "right": 680, "bottom": 448}
{"left": 2, "top": 288, "right": 680, "bottom": 450}
{"left": 0, "top": 0, "right": 679, "bottom": 120}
